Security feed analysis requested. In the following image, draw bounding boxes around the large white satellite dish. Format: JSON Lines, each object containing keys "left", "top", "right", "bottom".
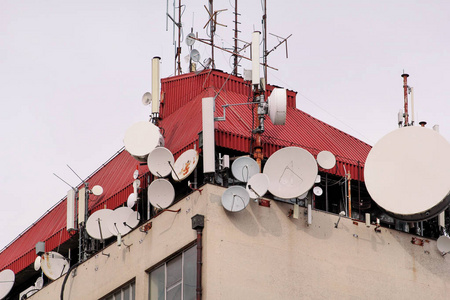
{"left": 148, "top": 179, "right": 175, "bottom": 209}
{"left": 263, "top": 147, "right": 318, "bottom": 199}
{"left": 231, "top": 156, "right": 260, "bottom": 182}
{"left": 91, "top": 185, "right": 103, "bottom": 196}
{"left": 40, "top": 252, "right": 69, "bottom": 281}
{"left": 0, "top": 269, "right": 15, "bottom": 299}
{"left": 86, "top": 209, "right": 114, "bottom": 240}
{"left": 108, "top": 207, "right": 135, "bottom": 236}
{"left": 268, "top": 88, "right": 287, "bottom": 125}
{"left": 142, "top": 92, "right": 152, "bottom": 106}
{"left": 34, "top": 256, "right": 42, "bottom": 271}
{"left": 172, "top": 149, "right": 199, "bottom": 182}
{"left": 124, "top": 121, "right": 161, "bottom": 162}
{"left": 221, "top": 186, "right": 250, "bottom": 212}
{"left": 437, "top": 235, "right": 450, "bottom": 254}
{"left": 246, "top": 173, "right": 270, "bottom": 199}
{"left": 148, "top": 147, "right": 175, "bottom": 177}
{"left": 364, "top": 126, "right": 450, "bottom": 221}
{"left": 317, "top": 150, "right": 336, "bottom": 170}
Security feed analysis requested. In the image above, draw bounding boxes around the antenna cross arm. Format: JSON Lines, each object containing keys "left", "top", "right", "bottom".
{"left": 266, "top": 34, "right": 292, "bottom": 58}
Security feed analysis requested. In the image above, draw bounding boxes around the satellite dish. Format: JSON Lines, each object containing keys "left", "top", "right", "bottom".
{"left": 124, "top": 121, "right": 161, "bottom": 162}
{"left": 91, "top": 185, "right": 103, "bottom": 196}
{"left": 86, "top": 209, "right": 114, "bottom": 240}
{"left": 127, "top": 193, "right": 137, "bottom": 208}
{"left": 186, "top": 33, "right": 196, "bottom": 46}
{"left": 364, "top": 126, "right": 450, "bottom": 221}
{"left": 148, "top": 179, "right": 175, "bottom": 209}
{"left": 298, "top": 191, "right": 308, "bottom": 200}
{"left": 221, "top": 186, "right": 250, "bottom": 212}
{"left": 0, "top": 269, "right": 15, "bottom": 299}
{"left": 108, "top": 207, "right": 135, "bottom": 236}
{"left": 437, "top": 235, "right": 450, "bottom": 253}
{"left": 133, "top": 169, "right": 139, "bottom": 180}
{"left": 190, "top": 49, "right": 201, "bottom": 62}
{"left": 317, "top": 150, "right": 336, "bottom": 170}
{"left": 246, "top": 173, "right": 270, "bottom": 199}
{"left": 34, "top": 256, "right": 42, "bottom": 271}
{"left": 263, "top": 147, "right": 318, "bottom": 199}
{"left": 126, "top": 211, "right": 140, "bottom": 229}
{"left": 148, "top": 147, "right": 175, "bottom": 177}
{"left": 142, "top": 92, "right": 152, "bottom": 106}
{"left": 172, "top": 149, "right": 199, "bottom": 182}
{"left": 133, "top": 179, "right": 140, "bottom": 190}
{"left": 268, "top": 88, "right": 287, "bottom": 125}
{"left": 313, "top": 186, "right": 323, "bottom": 196}
{"left": 35, "top": 277, "right": 44, "bottom": 289}
{"left": 41, "top": 252, "right": 69, "bottom": 280}
{"left": 231, "top": 156, "right": 260, "bottom": 182}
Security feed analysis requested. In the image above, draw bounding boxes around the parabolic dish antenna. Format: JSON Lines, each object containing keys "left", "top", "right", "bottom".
{"left": 127, "top": 192, "right": 137, "bottom": 208}
{"left": 126, "top": 211, "right": 140, "bottom": 229}
{"left": 186, "top": 33, "right": 196, "bottom": 46}
{"left": 91, "top": 185, "right": 103, "bottom": 196}
{"left": 148, "top": 179, "right": 175, "bottom": 209}
{"left": 172, "top": 149, "right": 199, "bottom": 182}
{"left": 142, "top": 92, "right": 152, "bottom": 106}
{"left": 108, "top": 207, "right": 135, "bottom": 236}
{"left": 133, "top": 179, "right": 140, "bottom": 190}
{"left": 86, "top": 209, "right": 114, "bottom": 240}
{"left": 34, "top": 256, "right": 42, "bottom": 271}
{"left": 221, "top": 186, "right": 250, "bottom": 212}
{"left": 0, "top": 269, "right": 15, "bottom": 299}
{"left": 437, "top": 235, "right": 450, "bottom": 253}
{"left": 268, "top": 88, "right": 287, "bottom": 125}
{"left": 190, "top": 49, "right": 201, "bottom": 62}
{"left": 364, "top": 126, "right": 450, "bottom": 221}
{"left": 231, "top": 156, "right": 260, "bottom": 182}
{"left": 246, "top": 173, "right": 270, "bottom": 199}
{"left": 263, "top": 147, "right": 318, "bottom": 199}
{"left": 317, "top": 150, "right": 336, "bottom": 170}
{"left": 35, "top": 277, "right": 44, "bottom": 289}
{"left": 148, "top": 147, "right": 175, "bottom": 177}
{"left": 40, "top": 252, "right": 69, "bottom": 281}
{"left": 124, "top": 121, "right": 161, "bottom": 162}
{"left": 313, "top": 186, "right": 323, "bottom": 196}
{"left": 133, "top": 169, "right": 139, "bottom": 180}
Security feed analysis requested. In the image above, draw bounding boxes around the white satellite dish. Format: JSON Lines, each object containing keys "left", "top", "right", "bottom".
{"left": 317, "top": 150, "right": 336, "bottom": 170}
{"left": 40, "top": 252, "right": 69, "bottom": 281}
{"left": 34, "top": 256, "right": 42, "bottom": 271}
{"left": 263, "top": 147, "right": 318, "bottom": 199}
{"left": 133, "top": 179, "right": 140, "bottom": 190}
{"left": 108, "top": 207, "right": 135, "bottom": 236}
{"left": 35, "top": 277, "right": 44, "bottom": 289}
{"left": 86, "top": 209, "right": 114, "bottom": 240}
{"left": 172, "top": 149, "right": 199, "bottom": 182}
{"left": 313, "top": 186, "right": 323, "bottom": 196}
{"left": 91, "top": 185, "right": 103, "bottom": 196}
{"left": 148, "top": 179, "right": 175, "bottom": 209}
{"left": 142, "top": 92, "right": 152, "bottom": 106}
{"left": 221, "top": 186, "right": 250, "bottom": 212}
{"left": 0, "top": 269, "right": 15, "bottom": 299}
{"left": 364, "top": 126, "right": 450, "bottom": 221}
{"left": 231, "top": 156, "right": 260, "bottom": 182}
{"left": 133, "top": 169, "right": 139, "bottom": 180}
{"left": 190, "top": 49, "right": 201, "bottom": 62}
{"left": 268, "top": 88, "right": 287, "bottom": 125}
{"left": 186, "top": 33, "right": 196, "bottom": 46}
{"left": 126, "top": 211, "right": 140, "bottom": 229}
{"left": 127, "top": 192, "right": 137, "bottom": 208}
{"left": 124, "top": 121, "right": 161, "bottom": 162}
{"left": 148, "top": 147, "right": 175, "bottom": 177}
{"left": 437, "top": 235, "right": 450, "bottom": 253}
{"left": 246, "top": 173, "right": 270, "bottom": 199}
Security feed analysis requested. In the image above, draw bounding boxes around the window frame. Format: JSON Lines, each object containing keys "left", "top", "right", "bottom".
{"left": 99, "top": 279, "right": 136, "bottom": 300}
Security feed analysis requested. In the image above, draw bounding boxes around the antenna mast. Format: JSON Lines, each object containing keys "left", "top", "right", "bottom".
{"left": 401, "top": 73, "right": 409, "bottom": 126}
{"left": 209, "top": 0, "right": 215, "bottom": 68}
{"left": 262, "top": 0, "right": 268, "bottom": 83}
{"left": 232, "top": 0, "right": 240, "bottom": 76}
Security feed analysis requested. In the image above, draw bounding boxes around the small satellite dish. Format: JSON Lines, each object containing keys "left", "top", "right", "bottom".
{"left": 133, "top": 169, "right": 139, "bottom": 179}
{"left": 172, "top": 149, "right": 199, "bottom": 182}
{"left": 35, "top": 277, "right": 44, "bottom": 289}
{"left": 313, "top": 186, "right": 323, "bottom": 196}
{"left": 41, "top": 252, "right": 69, "bottom": 280}
{"left": 0, "top": 269, "right": 15, "bottom": 299}
{"left": 108, "top": 207, "right": 135, "bottom": 236}
{"left": 221, "top": 186, "right": 250, "bottom": 212}
{"left": 91, "top": 185, "right": 103, "bottom": 196}
{"left": 437, "top": 235, "right": 450, "bottom": 253}
{"left": 231, "top": 156, "right": 260, "bottom": 182}
{"left": 124, "top": 121, "right": 161, "bottom": 162}
{"left": 186, "top": 33, "right": 196, "bottom": 46}
{"left": 142, "top": 92, "right": 152, "bottom": 106}
{"left": 263, "top": 147, "right": 318, "bottom": 199}
{"left": 133, "top": 179, "right": 140, "bottom": 189}
{"left": 127, "top": 193, "right": 137, "bottom": 208}
{"left": 317, "top": 151, "right": 336, "bottom": 170}
{"left": 86, "top": 209, "right": 114, "bottom": 240}
{"left": 148, "top": 147, "right": 175, "bottom": 177}
{"left": 126, "top": 211, "right": 140, "bottom": 229}
{"left": 268, "top": 88, "right": 287, "bottom": 125}
{"left": 148, "top": 179, "right": 175, "bottom": 209}
{"left": 246, "top": 173, "right": 270, "bottom": 199}
{"left": 190, "top": 49, "right": 201, "bottom": 62}
{"left": 34, "top": 256, "right": 42, "bottom": 271}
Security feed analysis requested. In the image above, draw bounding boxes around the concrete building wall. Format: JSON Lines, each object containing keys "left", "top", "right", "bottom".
{"left": 30, "top": 184, "right": 450, "bottom": 300}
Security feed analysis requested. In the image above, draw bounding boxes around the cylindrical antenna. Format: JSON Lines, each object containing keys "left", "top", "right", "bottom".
{"left": 401, "top": 73, "right": 409, "bottom": 126}
{"left": 410, "top": 86, "right": 415, "bottom": 125}
{"left": 252, "top": 31, "right": 261, "bottom": 89}
{"left": 262, "top": 0, "right": 268, "bottom": 84}
{"left": 152, "top": 57, "right": 161, "bottom": 119}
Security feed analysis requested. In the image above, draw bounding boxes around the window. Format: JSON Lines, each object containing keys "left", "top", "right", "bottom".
{"left": 149, "top": 245, "right": 196, "bottom": 300}
{"left": 100, "top": 281, "right": 135, "bottom": 300}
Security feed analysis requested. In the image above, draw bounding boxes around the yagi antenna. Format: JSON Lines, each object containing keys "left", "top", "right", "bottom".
{"left": 67, "top": 164, "right": 85, "bottom": 183}
{"left": 53, "top": 173, "right": 75, "bottom": 190}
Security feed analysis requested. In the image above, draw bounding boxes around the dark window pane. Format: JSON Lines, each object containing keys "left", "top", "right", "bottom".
{"left": 183, "top": 246, "right": 196, "bottom": 300}
{"left": 166, "top": 284, "right": 181, "bottom": 300}
{"left": 150, "top": 265, "right": 165, "bottom": 300}
{"left": 167, "top": 255, "right": 182, "bottom": 288}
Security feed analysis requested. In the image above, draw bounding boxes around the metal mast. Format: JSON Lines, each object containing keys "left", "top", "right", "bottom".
{"left": 232, "top": 0, "right": 240, "bottom": 76}
{"left": 402, "top": 73, "right": 409, "bottom": 126}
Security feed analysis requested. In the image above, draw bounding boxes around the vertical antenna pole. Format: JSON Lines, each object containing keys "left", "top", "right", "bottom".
{"left": 233, "top": 0, "right": 238, "bottom": 76}
{"left": 262, "top": 0, "right": 268, "bottom": 85}
{"left": 401, "top": 73, "right": 409, "bottom": 126}
{"left": 209, "top": 0, "right": 215, "bottom": 68}
{"left": 176, "top": 0, "right": 182, "bottom": 75}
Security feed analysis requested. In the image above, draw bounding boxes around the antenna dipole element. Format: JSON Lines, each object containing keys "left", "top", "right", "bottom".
{"left": 401, "top": 73, "right": 409, "bottom": 126}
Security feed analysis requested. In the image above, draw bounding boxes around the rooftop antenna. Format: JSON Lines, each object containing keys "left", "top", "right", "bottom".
{"left": 203, "top": 2, "right": 227, "bottom": 69}
{"left": 152, "top": 57, "right": 161, "bottom": 124}
{"left": 166, "top": 0, "right": 183, "bottom": 75}
{"left": 232, "top": 0, "right": 240, "bottom": 76}
{"left": 401, "top": 72, "right": 410, "bottom": 126}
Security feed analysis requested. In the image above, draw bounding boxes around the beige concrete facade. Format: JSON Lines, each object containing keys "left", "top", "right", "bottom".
{"left": 30, "top": 184, "right": 450, "bottom": 300}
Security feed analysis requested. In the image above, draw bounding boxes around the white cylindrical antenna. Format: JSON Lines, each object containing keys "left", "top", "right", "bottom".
{"left": 66, "top": 189, "right": 76, "bottom": 231}
{"left": 365, "top": 213, "right": 370, "bottom": 227}
{"left": 438, "top": 211, "right": 445, "bottom": 228}
{"left": 152, "top": 57, "right": 161, "bottom": 115}
{"left": 307, "top": 203, "right": 312, "bottom": 225}
{"left": 410, "top": 87, "right": 415, "bottom": 125}
{"left": 78, "top": 187, "right": 86, "bottom": 225}
{"left": 202, "top": 97, "right": 215, "bottom": 173}
{"left": 252, "top": 31, "right": 261, "bottom": 88}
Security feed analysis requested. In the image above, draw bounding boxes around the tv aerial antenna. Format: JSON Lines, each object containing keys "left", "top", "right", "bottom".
{"left": 166, "top": 0, "right": 185, "bottom": 75}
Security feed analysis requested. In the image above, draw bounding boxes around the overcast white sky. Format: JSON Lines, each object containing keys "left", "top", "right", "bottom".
{"left": 1, "top": 1, "right": 449, "bottom": 250}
